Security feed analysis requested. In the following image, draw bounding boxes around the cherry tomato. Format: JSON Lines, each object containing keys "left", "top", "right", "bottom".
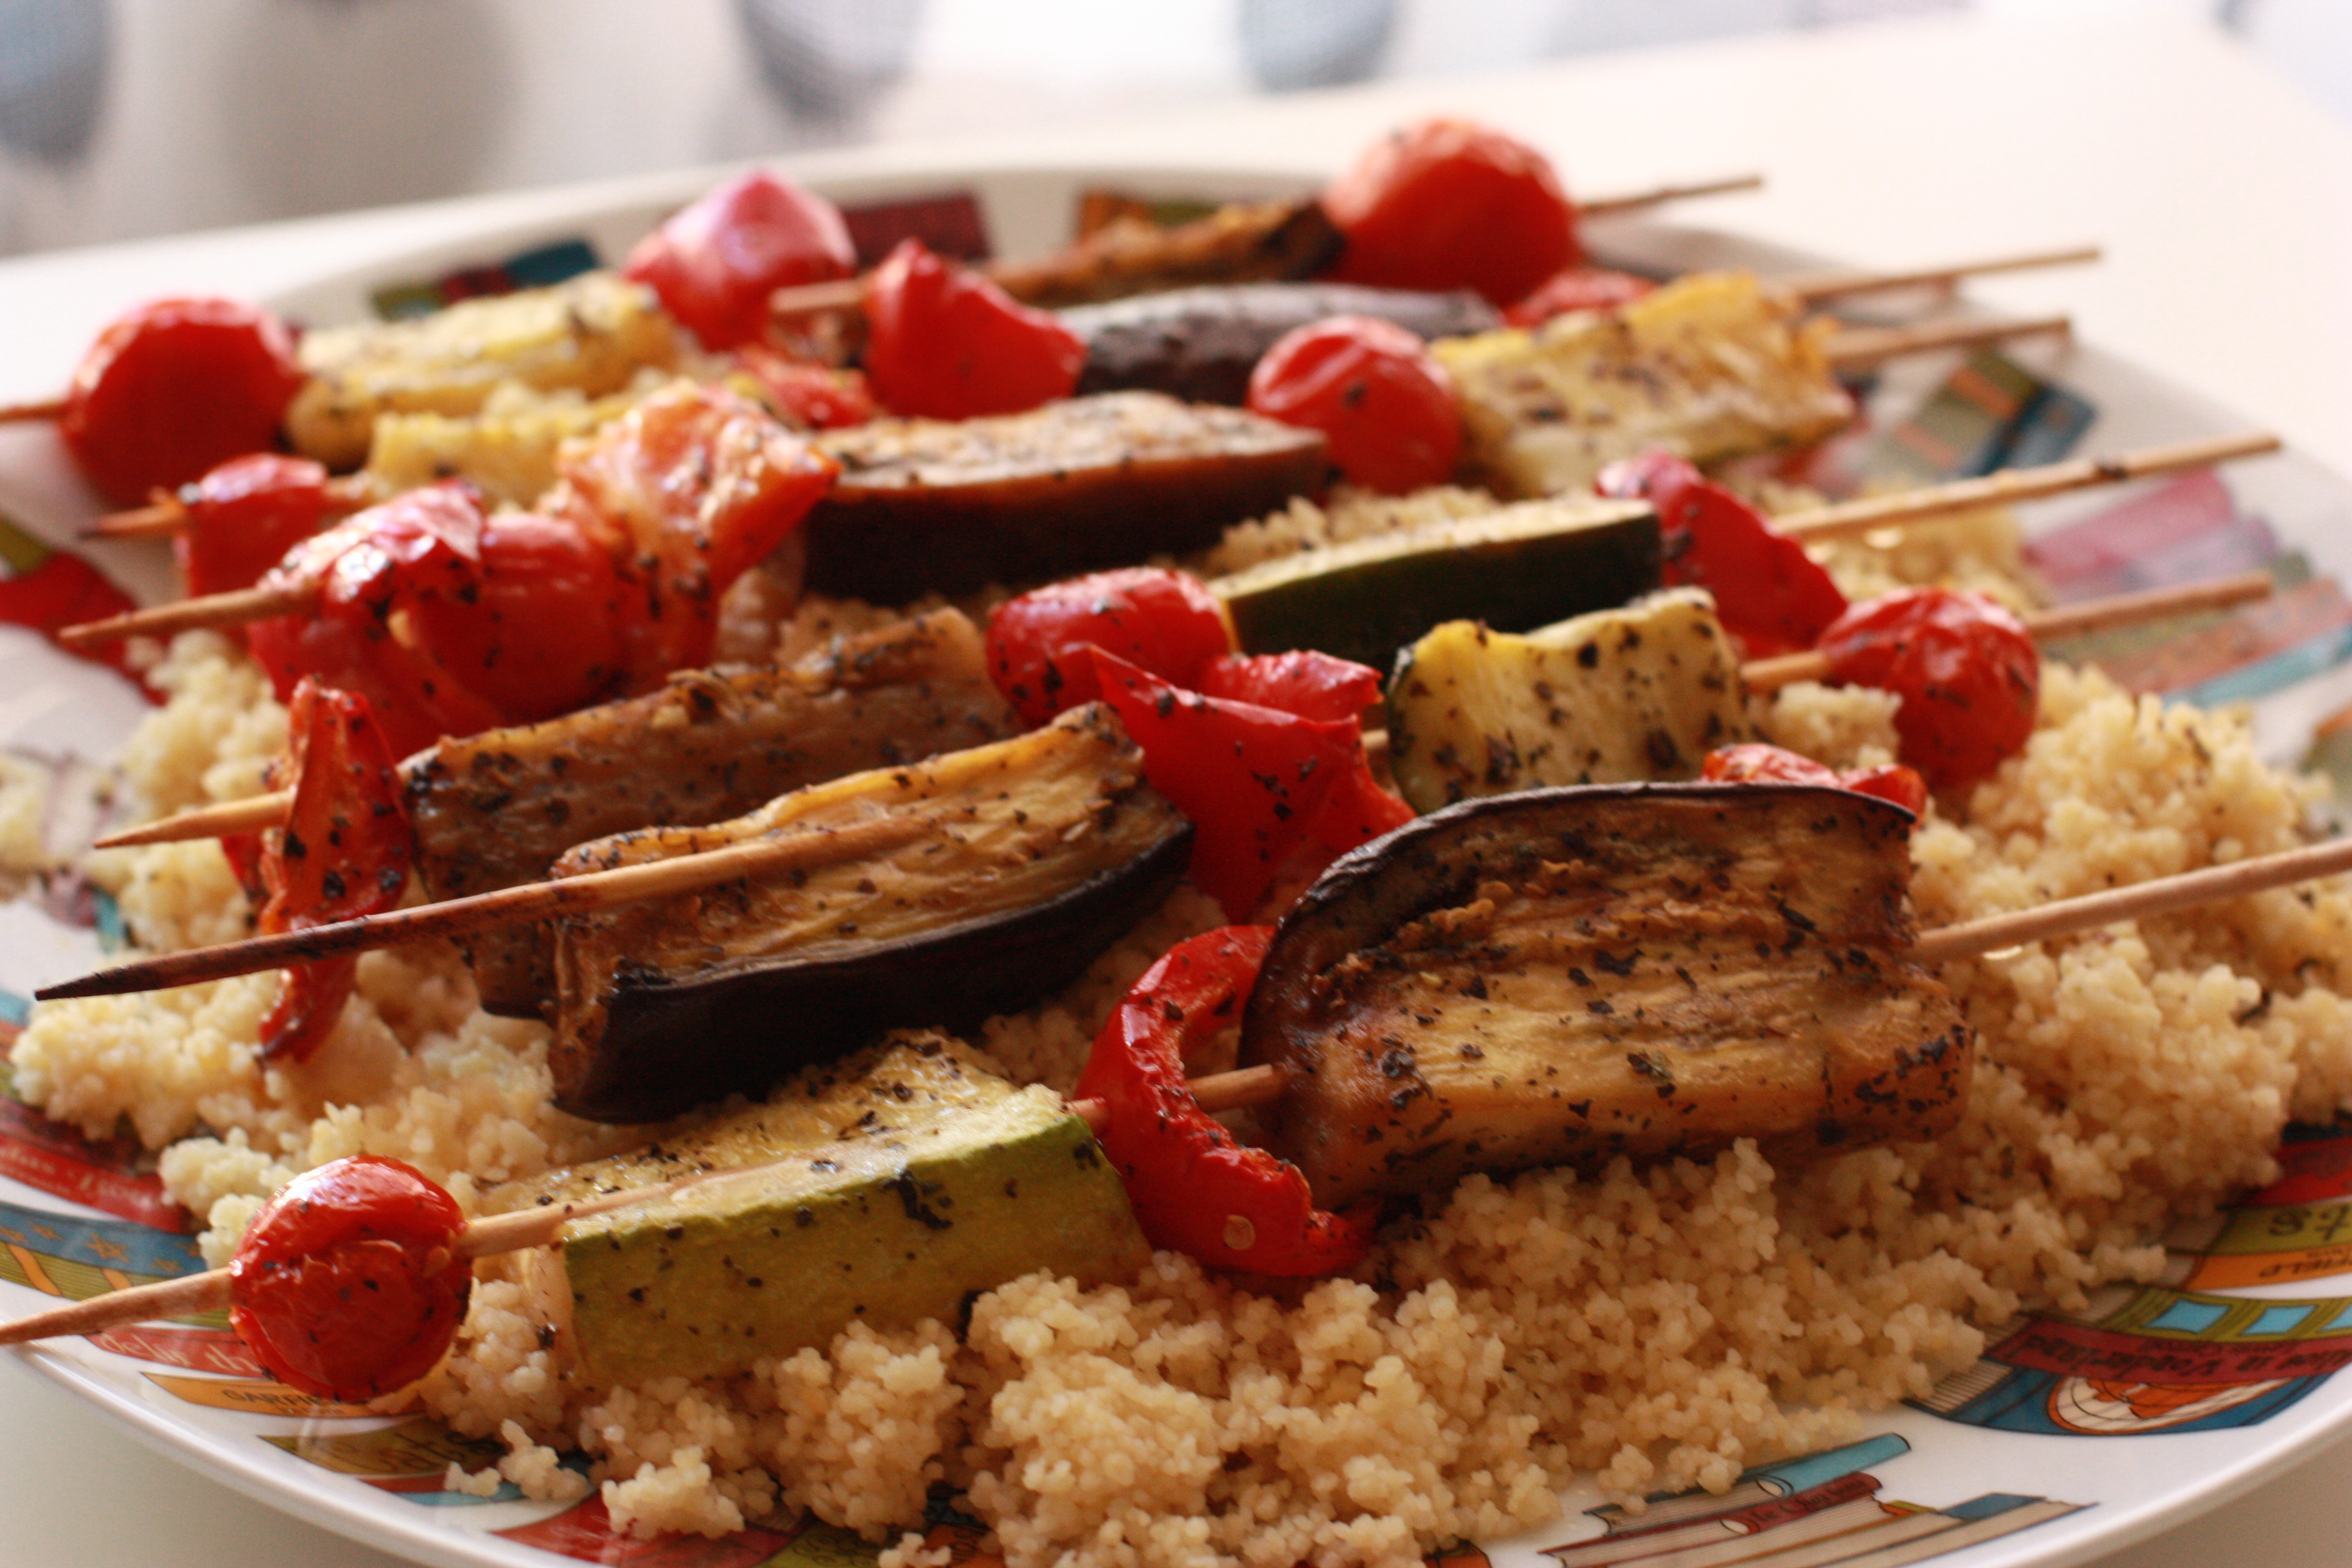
{"left": 228, "top": 1155, "right": 472, "bottom": 1401}
{"left": 1815, "top": 587, "right": 2040, "bottom": 792}
{"left": 1596, "top": 451, "right": 1849, "bottom": 657}
{"left": 624, "top": 169, "right": 855, "bottom": 351}
{"left": 1502, "top": 266, "right": 1656, "bottom": 328}
{"left": 1701, "top": 742, "right": 1929, "bottom": 819}
{"left": 401, "top": 512, "right": 628, "bottom": 725}
{"left": 171, "top": 454, "right": 334, "bottom": 598}
{"left": 1246, "top": 315, "right": 1460, "bottom": 495}
{"left": 58, "top": 297, "right": 304, "bottom": 508}
{"left": 861, "top": 239, "right": 1085, "bottom": 420}
{"left": 1321, "top": 118, "right": 1578, "bottom": 308}
{"left": 734, "top": 345, "right": 879, "bottom": 429}
{"left": 986, "top": 567, "right": 1234, "bottom": 726}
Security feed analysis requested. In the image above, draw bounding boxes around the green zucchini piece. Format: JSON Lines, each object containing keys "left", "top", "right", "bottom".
{"left": 514, "top": 1034, "right": 1148, "bottom": 1388}
{"left": 1208, "top": 496, "right": 1659, "bottom": 672}
{"left": 547, "top": 703, "right": 1190, "bottom": 1121}
{"left": 1237, "top": 782, "right": 1968, "bottom": 1208}
{"left": 1386, "top": 588, "right": 1756, "bottom": 813}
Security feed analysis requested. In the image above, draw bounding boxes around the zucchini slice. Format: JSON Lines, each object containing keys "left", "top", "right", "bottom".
{"left": 505, "top": 1035, "right": 1148, "bottom": 1388}
{"left": 548, "top": 703, "right": 1191, "bottom": 1121}
{"left": 405, "top": 609, "right": 1017, "bottom": 1017}
{"left": 1208, "top": 496, "right": 1659, "bottom": 672}
{"left": 1386, "top": 588, "right": 1756, "bottom": 813}
{"left": 1237, "top": 782, "right": 1966, "bottom": 1208}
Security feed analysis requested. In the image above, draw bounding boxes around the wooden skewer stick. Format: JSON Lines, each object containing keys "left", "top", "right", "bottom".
{"left": 0, "top": 395, "right": 68, "bottom": 424}
{"left": 1784, "top": 244, "right": 2102, "bottom": 306}
{"left": 1740, "top": 569, "right": 2277, "bottom": 693}
{"left": 18, "top": 822, "right": 2352, "bottom": 1350}
{"left": 92, "top": 790, "right": 293, "bottom": 849}
{"left": 57, "top": 581, "right": 313, "bottom": 650}
{"left": 82, "top": 475, "right": 374, "bottom": 541}
{"left": 1823, "top": 313, "right": 2073, "bottom": 369}
{"left": 38, "top": 813, "right": 933, "bottom": 1001}
{"left": 0, "top": 1058, "right": 1295, "bottom": 1348}
{"left": 1778, "top": 432, "right": 2284, "bottom": 543}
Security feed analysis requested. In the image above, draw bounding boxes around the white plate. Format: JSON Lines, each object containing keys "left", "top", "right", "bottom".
{"left": 4, "top": 162, "right": 2351, "bottom": 1568}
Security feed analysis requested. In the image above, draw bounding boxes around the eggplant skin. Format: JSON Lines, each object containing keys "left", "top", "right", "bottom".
{"left": 802, "top": 391, "right": 1327, "bottom": 602}
{"left": 548, "top": 704, "right": 1192, "bottom": 1122}
{"left": 1065, "top": 283, "right": 1501, "bottom": 406}
{"left": 1238, "top": 782, "right": 1968, "bottom": 1208}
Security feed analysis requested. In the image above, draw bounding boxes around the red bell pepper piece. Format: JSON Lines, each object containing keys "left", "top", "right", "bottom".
{"left": 1087, "top": 648, "right": 1409, "bottom": 920}
{"left": 986, "top": 567, "right": 1235, "bottom": 726}
{"left": 1501, "top": 266, "right": 1656, "bottom": 328}
{"left": 861, "top": 239, "right": 1085, "bottom": 420}
{"left": 1076, "top": 926, "right": 1378, "bottom": 1277}
{"left": 1596, "top": 451, "right": 1849, "bottom": 657}
{"left": 0, "top": 547, "right": 144, "bottom": 688}
{"left": 623, "top": 169, "right": 856, "bottom": 352}
{"left": 1193, "top": 649, "right": 1384, "bottom": 725}
{"left": 248, "top": 680, "right": 413, "bottom": 1062}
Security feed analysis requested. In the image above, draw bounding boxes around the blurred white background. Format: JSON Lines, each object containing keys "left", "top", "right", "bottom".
{"left": 0, "top": 0, "right": 2342, "bottom": 255}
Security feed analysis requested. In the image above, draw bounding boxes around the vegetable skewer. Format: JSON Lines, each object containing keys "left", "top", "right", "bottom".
{"left": 15, "top": 823, "right": 2352, "bottom": 1350}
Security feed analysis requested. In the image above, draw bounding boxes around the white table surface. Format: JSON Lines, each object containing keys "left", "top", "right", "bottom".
{"left": 5, "top": 8, "right": 2352, "bottom": 1566}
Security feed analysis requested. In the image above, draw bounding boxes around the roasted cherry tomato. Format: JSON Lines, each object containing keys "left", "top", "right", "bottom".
{"left": 228, "top": 1154, "right": 472, "bottom": 1401}
{"left": 1701, "top": 742, "right": 1930, "bottom": 819}
{"left": 861, "top": 239, "right": 1085, "bottom": 420}
{"left": 1246, "top": 315, "right": 1460, "bottom": 495}
{"left": 1321, "top": 117, "right": 1578, "bottom": 308}
{"left": 986, "top": 567, "right": 1234, "bottom": 726}
{"left": 1088, "top": 647, "right": 1411, "bottom": 919}
{"left": 1596, "top": 451, "right": 1849, "bottom": 657}
{"left": 1502, "top": 266, "right": 1656, "bottom": 328}
{"left": 1815, "top": 587, "right": 2040, "bottom": 792}
{"left": 247, "top": 679, "right": 412, "bottom": 1061}
{"left": 1077, "top": 926, "right": 1379, "bottom": 1278}
{"left": 399, "top": 510, "right": 628, "bottom": 725}
{"left": 170, "top": 454, "right": 334, "bottom": 598}
{"left": 624, "top": 169, "right": 855, "bottom": 351}
{"left": 58, "top": 297, "right": 304, "bottom": 508}
{"left": 542, "top": 381, "right": 838, "bottom": 688}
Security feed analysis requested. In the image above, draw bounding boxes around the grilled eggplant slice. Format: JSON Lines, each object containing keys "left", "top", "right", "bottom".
{"left": 1210, "top": 496, "right": 1660, "bottom": 672}
{"left": 548, "top": 703, "right": 1191, "bottom": 1121}
{"left": 1386, "top": 589, "right": 1756, "bottom": 813}
{"left": 1065, "top": 282, "right": 1500, "bottom": 406}
{"left": 1237, "top": 782, "right": 1968, "bottom": 1208}
{"left": 1432, "top": 271, "right": 1854, "bottom": 498}
{"left": 406, "top": 609, "right": 1015, "bottom": 1017}
{"left": 802, "top": 391, "right": 1327, "bottom": 602}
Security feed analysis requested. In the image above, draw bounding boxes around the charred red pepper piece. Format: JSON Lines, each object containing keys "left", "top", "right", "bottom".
{"left": 1701, "top": 742, "right": 1929, "bottom": 818}
{"left": 1088, "top": 648, "right": 1410, "bottom": 920}
{"left": 1815, "top": 587, "right": 2040, "bottom": 792}
{"left": 170, "top": 453, "right": 335, "bottom": 598}
{"left": 1193, "top": 649, "right": 1383, "bottom": 725}
{"left": 624, "top": 169, "right": 856, "bottom": 352}
{"left": 734, "top": 345, "right": 879, "bottom": 430}
{"left": 0, "top": 548, "right": 142, "bottom": 686}
{"left": 246, "top": 680, "right": 412, "bottom": 1062}
{"left": 1595, "top": 451, "right": 1849, "bottom": 657}
{"left": 861, "top": 239, "right": 1085, "bottom": 420}
{"left": 1076, "top": 926, "right": 1377, "bottom": 1277}
{"left": 58, "top": 297, "right": 304, "bottom": 507}
{"left": 986, "top": 567, "right": 1235, "bottom": 726}
{"left": 228, "top": 1153, "right": 471, "bottom": 1401}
